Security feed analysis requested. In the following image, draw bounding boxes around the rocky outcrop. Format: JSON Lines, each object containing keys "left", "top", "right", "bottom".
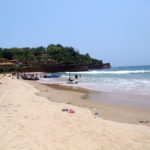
{"left": 1, "top": 62, "right": 111, "bottom": 73}
{"left": 19, "top": 64, "right": 89, "bottom": 73}
{"left": 88, "top": 63, "right": 111, "bottom": 70}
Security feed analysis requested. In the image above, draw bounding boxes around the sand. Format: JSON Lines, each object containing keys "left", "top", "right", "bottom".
{"left": 30, "top": 81, "right": 150, "bottom": 125}
{"left": 0, "top": 75, "right": 150, "bottom": 150}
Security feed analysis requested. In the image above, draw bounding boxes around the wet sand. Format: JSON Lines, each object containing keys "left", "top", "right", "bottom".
{"left": 29, "top": 81, "right": 150, "bottom": 125}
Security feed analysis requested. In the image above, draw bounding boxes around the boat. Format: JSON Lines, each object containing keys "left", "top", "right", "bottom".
{"left": 21, "top": 74, "right": 39, "bottom": 80}
{"left": 43, "top": 73, "right": 61, "bottom": 78}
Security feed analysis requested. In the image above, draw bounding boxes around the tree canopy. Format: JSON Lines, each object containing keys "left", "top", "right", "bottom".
{"left": 0, "top": 44, "right": 103, "bottom": 66}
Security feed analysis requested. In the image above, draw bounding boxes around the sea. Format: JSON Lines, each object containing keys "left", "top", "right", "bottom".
{"left": 39, "top": 65, "right": 150, "bottom": 96}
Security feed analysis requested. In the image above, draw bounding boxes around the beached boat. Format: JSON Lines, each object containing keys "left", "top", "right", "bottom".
{"left": 21, "top": 74, "right": 39, "bottom": 80}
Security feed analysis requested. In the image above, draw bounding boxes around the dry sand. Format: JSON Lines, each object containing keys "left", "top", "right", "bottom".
{"left": 0, "top": 75, "right": 150, "bottom": 150}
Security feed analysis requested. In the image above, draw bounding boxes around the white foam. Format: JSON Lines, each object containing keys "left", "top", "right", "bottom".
{"left": 38, "top": 73, "right": 150, "bottom": 96}
{"left": 66, "top": 70, "right": 150, "bottom": 75}
{"left": 61, "top": 78, "right": 150, "bottom": 96}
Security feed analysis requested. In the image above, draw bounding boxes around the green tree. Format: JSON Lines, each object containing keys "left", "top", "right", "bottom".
{"left": 2, "top": 49, "right": 13, "bottom": 60}
{"left": 0, "top": 44, "right": 104, "bottom": 67}
{"left": 0, "top": 48, "right": 3, "bottom": 58}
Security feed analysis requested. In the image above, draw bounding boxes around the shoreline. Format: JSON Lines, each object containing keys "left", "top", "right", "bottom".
{"left": 29, "top": 80, "right": 150, "bottom": 125}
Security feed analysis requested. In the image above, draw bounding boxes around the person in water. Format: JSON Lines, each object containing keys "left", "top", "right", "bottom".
{"left": 75, "top": 74, "right": 78, "bottom": 79}
{"left": 68, "top": 76, "right": 74, "bottom": 82}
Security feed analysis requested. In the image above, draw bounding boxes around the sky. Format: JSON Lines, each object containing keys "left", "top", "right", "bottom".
{"left": 0, "top": 0, "right": 150, "bottom": 66}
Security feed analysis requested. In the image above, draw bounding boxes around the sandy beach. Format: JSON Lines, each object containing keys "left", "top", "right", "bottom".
{"left": 0, "top": 75, "right": 150, "bottom": 150}
{"left": 31, "top": 81, "right": 150, "bottom": 125}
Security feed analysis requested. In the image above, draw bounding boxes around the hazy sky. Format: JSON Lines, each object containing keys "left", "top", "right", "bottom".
{"left": 0, "top": 0, "right": 150, "bottom": 66}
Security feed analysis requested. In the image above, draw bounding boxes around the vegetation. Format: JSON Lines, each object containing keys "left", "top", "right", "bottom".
{"left": 0, "top": 44, "right": 103, "bottom": 66}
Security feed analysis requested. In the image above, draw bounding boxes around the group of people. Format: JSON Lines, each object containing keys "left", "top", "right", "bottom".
{"left": 9, "top": 72, "right": 82, "bottom": 84}
{"left": 11, "top": 72, "right": 39, "bottom": 80}
{"left": 67, "top": 74, "right": 81, "bottom": 84}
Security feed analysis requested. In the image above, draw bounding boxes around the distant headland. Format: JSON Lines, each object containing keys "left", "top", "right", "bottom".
{"left": 0, "top": 44, "right": 111, "bottom": 72}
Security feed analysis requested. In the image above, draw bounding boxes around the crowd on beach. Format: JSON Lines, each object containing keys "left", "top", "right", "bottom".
{"left": 10, "top": 72, "right": 39, "bottom": 80}
{"left": 1, "top": 72, "right": 81, "bottom": 84}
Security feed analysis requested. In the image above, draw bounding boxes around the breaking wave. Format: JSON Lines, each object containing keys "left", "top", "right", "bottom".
{"left": 66, "top": 70, "right": 150, "bottom": 75}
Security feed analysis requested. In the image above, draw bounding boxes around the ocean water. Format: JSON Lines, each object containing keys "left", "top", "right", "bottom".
{"left": 39, "top": 65, "right": 150, "bottom": 96}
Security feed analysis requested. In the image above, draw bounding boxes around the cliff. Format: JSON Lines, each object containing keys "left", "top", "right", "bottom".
{"left": 18, "top": 64, "right": 89, "bottom": 73}
{"left": 88, "top": 63, "right": 111, "bottom": 70}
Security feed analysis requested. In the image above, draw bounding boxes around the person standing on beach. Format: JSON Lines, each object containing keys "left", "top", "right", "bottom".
{"left": 17, "top": 73, "right": 19, "bottom": 79}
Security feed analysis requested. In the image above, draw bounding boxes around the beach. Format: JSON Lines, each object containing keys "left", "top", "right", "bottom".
{"left": 31, "top": 81, "right": 150, "bottom": 125}
{"left": 0, "top": 75, "right": 150, "bottom": 150}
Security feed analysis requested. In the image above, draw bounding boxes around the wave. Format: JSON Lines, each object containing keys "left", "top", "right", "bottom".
{"left": 66, "top": 70, "right": 150, "bottom": 75}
